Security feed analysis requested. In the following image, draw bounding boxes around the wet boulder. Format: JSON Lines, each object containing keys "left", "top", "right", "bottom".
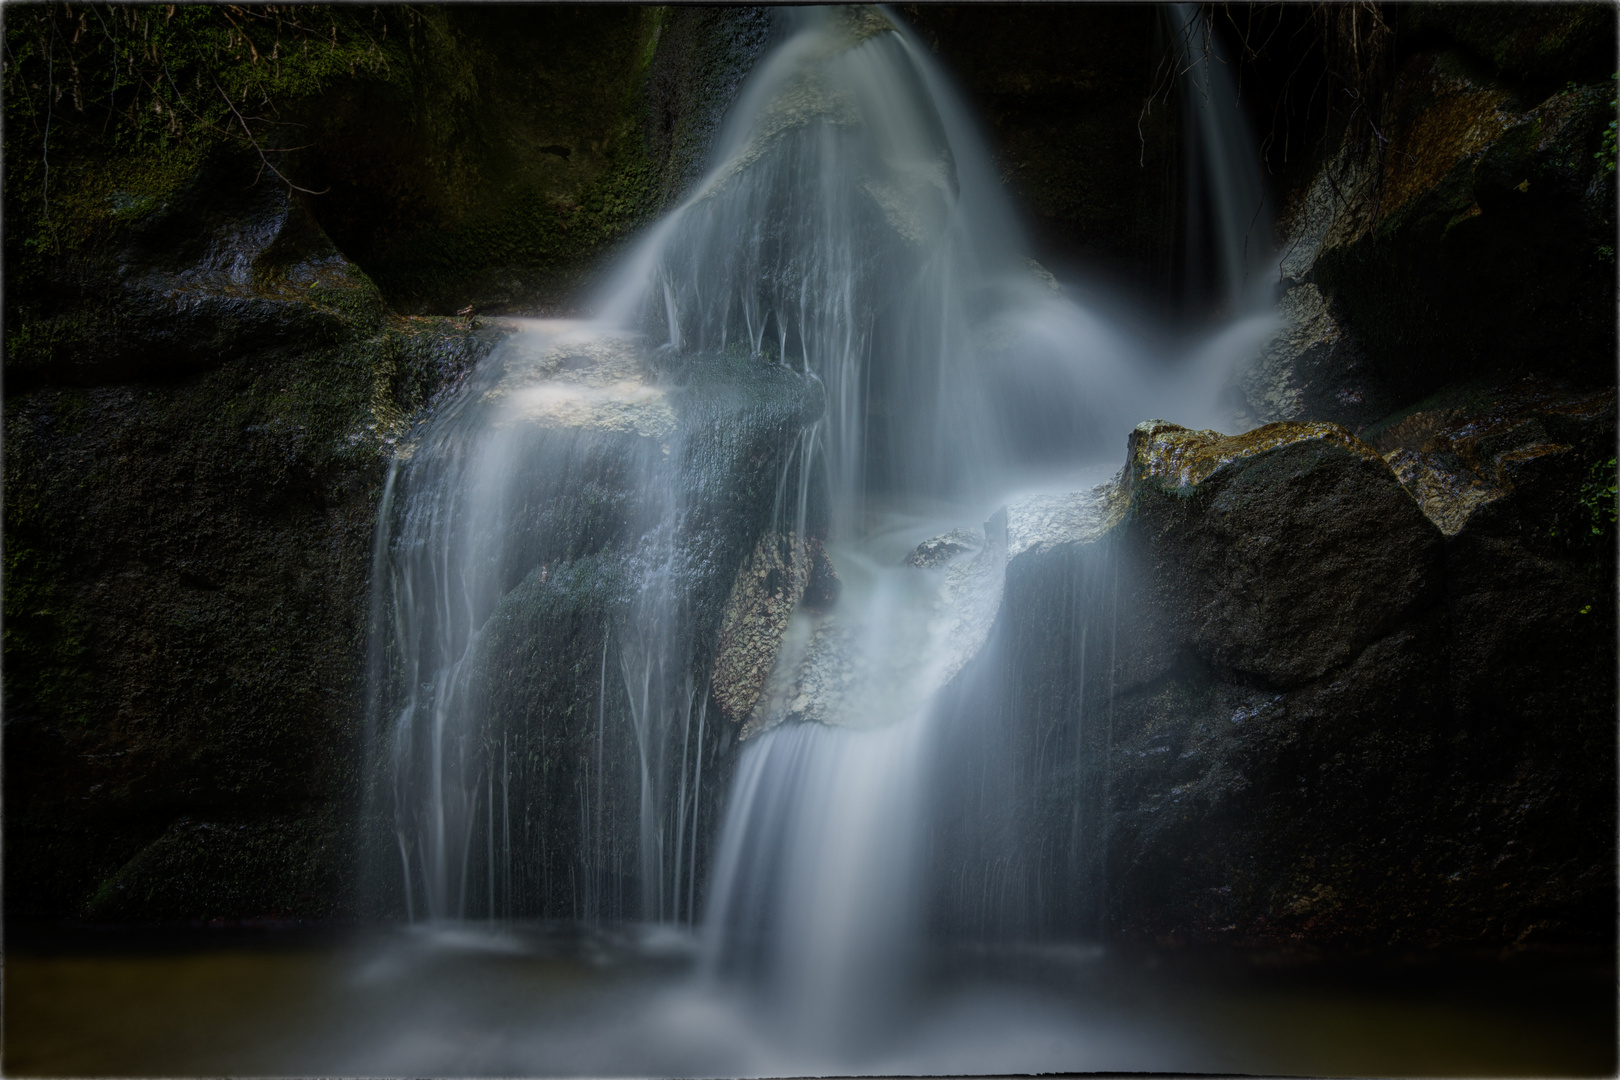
{"left": 711, "top": 532, "right": 837, "bottom": 731}
{"left": 3, "top": 201, "right": 494, "bottom": 923}
{"left": 1121, "top": 419, "right": 1444, "bottom": 688}
{"left": 936, "top": 411, "right": 1612, "bottom": 949}
{"left": 905, "top": 527, "right": 983, "bottom": 570}
{"left": 7, "top": 153, "right": 390, "bottom": 391}
{"left": 429, "top": 347, "right": 825, "bottom": 919}
{"left": 1370, "top": 381, "right": 1616, "bottom": 794}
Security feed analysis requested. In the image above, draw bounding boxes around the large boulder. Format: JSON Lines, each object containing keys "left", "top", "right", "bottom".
{"left": 1121, "top": 420, "right": 1443, "bottom": 687}
{"left": 2, "top": 176, "right": 494, "bottom": 921}
{"left": 300, "top": 6, "right": 775, "bottom": 316}
{"left": 932, "top": 413, "right": 1614, "bottom": 948}
{"left": 3, "top": 4, "right": 779, "bottom": 923}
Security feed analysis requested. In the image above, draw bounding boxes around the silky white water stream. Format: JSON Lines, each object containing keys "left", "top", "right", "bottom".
{"left": 374, "top": 2, "right": 1278, "bottom": 1060}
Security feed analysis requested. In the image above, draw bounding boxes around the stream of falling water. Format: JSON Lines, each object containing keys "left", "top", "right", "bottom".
{"left": 373, "top": 3, "right": 1279, "bottom": 1067}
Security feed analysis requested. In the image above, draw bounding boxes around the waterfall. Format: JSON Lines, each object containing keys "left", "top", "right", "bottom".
{"left": 1173, "top": 2, "right": 1274, "bottom": 315}
{"left": 369, "top": 3, "right": 1277, "bottom": 1050}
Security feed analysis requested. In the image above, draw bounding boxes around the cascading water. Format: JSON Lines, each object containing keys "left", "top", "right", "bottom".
{"left": 371, "top": 1, "right": 1278, "bottom": 1065}
{"left": 1174, "top": 1, "right": 1274, "bottom": 315}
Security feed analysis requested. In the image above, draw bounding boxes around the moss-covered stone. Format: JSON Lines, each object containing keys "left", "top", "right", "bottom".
{"left": 1, "top": 137, "right": 499, "bottom": 920}
{"left": 3, "top": 308, "right": 494, "bottom": 920}
{"left": 4, "top": 4, "right": 777, "bottom": 924}
{"left": 935, "top": 403, "right": 1613, "bottom": 949}
{"left": 300, "top": 6, "right": 775, "bottom": 316}
{"left": 364, "top": 342, "right": 823, "bottom": 920}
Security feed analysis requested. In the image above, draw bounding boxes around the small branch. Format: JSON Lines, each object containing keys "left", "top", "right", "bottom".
{"left": 212, "top": 76, "right": 328, "bottom": 194}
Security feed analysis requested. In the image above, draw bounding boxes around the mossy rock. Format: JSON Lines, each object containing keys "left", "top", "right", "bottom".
{"left": 299, "top": 6, "right": 775, "bottom": 316}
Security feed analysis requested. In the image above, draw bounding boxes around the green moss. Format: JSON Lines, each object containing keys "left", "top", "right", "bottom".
{"left": 329, "top": 6, "right": 674, "bottom": 314}
{"left": 3, "top": 6, "right": 402, "bottom": 265}
{"left": 305, "top": 264, "right": 390, "bottom": 335}
{"left": 365, "top": 148, "right": 664, "bottom": 312}
{"left": 1577, "top": 456, "right": 1618, "bottom": 538}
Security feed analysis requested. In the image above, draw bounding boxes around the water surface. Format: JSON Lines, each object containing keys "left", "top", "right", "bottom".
{"left": 8, "top": 923, "right": 1612, "bottom": 1077}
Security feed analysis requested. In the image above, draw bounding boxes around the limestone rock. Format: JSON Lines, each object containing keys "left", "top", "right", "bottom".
{"left": 1282, "top": 52, "right": 1615, "bottom": 412}
{"left": 1368, "top": 382, "right": 1616, "bottom": 538}
{"left": 742, "top": 511, "right": 1007, "bottom": 739}
{"left": 1240, "top": 284, "right": 1384, "bottom": 427}
{"left": 1005, "top": 483, "right": 1126, "bottom": 559}
{"left": 1249, "top": 34, "right": 1616, "bottom": 431}
{"left": 711, "top": 533, "right": 820, "bottom": 726}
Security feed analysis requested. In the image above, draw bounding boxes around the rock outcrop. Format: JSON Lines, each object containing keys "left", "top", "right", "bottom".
{"left": 2, "top": 165, "right": 496, "bottom": 922}
{"left": 422, "top": 344, "right": 824, "bottom": 920}
{"left": 1247, "top": 24, "right": 1616, "bottom": 429}
{"left": 934, "top": 408, "right": 1614, "bottom": 949}
{"left": 303, "top": 7, "right": 775, "bottom": 316}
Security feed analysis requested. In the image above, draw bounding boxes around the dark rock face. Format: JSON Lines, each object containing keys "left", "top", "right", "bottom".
{"left": 302, "top": 6, "right": 774, "bottom": 317}
{"left": 6, "top": 156, "right": 385, "bottom": 392}
{"left": 938, "top": 407, "right": 1614, "bottom": 949}
{"left": 1123, "top": 421, "right": 1443, "bottom": 688}
{"left": 368, "top": 346, "right": 825, "bottom": 921}
{"left": 1250, "top": 29, "right": 1617, "bottom": 428}
{"left": 1400, "top": 2, "right": 1616, "bottom": 87}
{"left": 1202, "top": 7, "right": 1618, "bottom": 946}
{"left": 3, "top": 167, "right": 494, "bottom": 921}
{"left": 4, "top": 6, "right": 776, "bottom": 924}
{"left": 905, "top": 528, "right": 983, "bottom": 570}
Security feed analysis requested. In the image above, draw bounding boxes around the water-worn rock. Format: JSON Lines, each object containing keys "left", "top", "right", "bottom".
{"left": 425, "top": 347, "right": 824, "bottom": 919}
{"left": 6, "top": 158, "right": 388, "bottom": 391}
{"left": 302, "top": 7, "right": 775, "bottom": 316}
{"left": 738, "top": 512, "right": 1006, "bottom": 740}
{"left": 4, "top": 6, "right": 780, "bottom": 923}
{"left": 712, "top": 533, "right": 831, "bottom": 727}
{"left": 1237, "top": 282, "right": 1383, "bottom": 429}
{"left": 905, "top": 527, "right": 983, "bottom": 569}
{"left": 1123, "top": 419, "right": 1443, "bottom": 687}
{"left": 934, "top": 410, "right": 1614, "bottom": 949}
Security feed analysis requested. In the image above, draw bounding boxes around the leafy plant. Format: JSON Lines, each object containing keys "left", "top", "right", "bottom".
{"left": 1597, "top": 73, "right": 1617, "bottom": 174}
{"left": 1578, "top": 456, "right": 1618, "bottom": 537}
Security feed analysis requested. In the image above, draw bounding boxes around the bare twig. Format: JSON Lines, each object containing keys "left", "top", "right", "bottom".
{"left": 212, "top": 76, "right": 328, "bottom": 194}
